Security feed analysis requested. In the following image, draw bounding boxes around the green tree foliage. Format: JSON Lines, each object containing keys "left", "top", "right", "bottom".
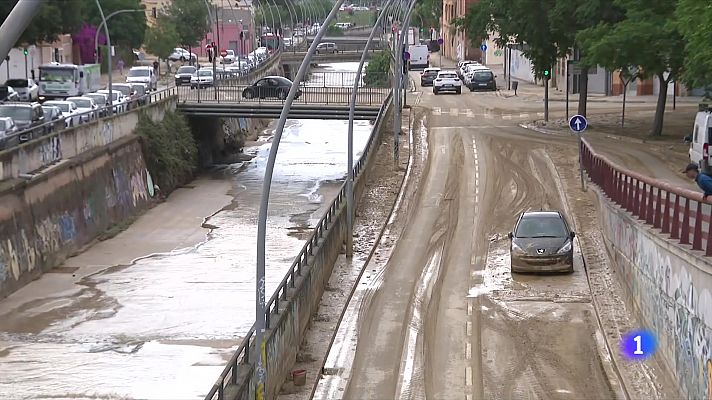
{"left": 80, "top": 0, "right": 147, "bottom": 49}
{"left": 578, "top": 0, "right": 685, "bottom": 136}
{"left": 144, "top": 21, "right": 179, "bottom": 61}
{"left": 161, "top": 0, "right": 210, "bottom": 48}
{"left": 412, "top": 0, "right": 442, "bottom": 30}
{"left": 676, "top": 0, "right": 712, "bottom": 91}
{"left": 136, "top": 111, "right": 198, "bottom": 195}
{"left": 364, "top": 50, "right": 391, "bottom": 87}
{"left": 0, "top": 0, "right": 85, "bottom": 45}
{"left": 457, "top": 0, "right": 622, "bottom": 116}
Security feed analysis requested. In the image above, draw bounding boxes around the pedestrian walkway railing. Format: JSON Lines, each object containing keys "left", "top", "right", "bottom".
{"left": 581, "top": 139, "right": 712, "bottom": 255}
{"left": 205, "top": 90, "right": 393, "bottom": 400}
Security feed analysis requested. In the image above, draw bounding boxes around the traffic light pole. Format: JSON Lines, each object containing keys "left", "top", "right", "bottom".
{"left": 544, "top": 75, "right": 549, "bottom": 122}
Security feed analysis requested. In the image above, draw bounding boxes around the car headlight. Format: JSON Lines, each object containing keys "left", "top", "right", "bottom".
{"left": 557, "top": 240, "right": 572, "bottom": 254}
{"left": 511, "top": 241, "right": 525, "bottom": 254}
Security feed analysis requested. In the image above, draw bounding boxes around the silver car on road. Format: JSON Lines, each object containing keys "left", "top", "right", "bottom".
{"left": 508, "top": 211, "right": 575, "bottom": 273}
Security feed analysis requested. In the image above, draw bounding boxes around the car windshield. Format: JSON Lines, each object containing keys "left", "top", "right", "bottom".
{"left": 87, "top": 95, "right": 105, "bottom": 104}
{"left": 128, "top": 69, "right": 150, "bottom": 77}
{"left": 41, "top": 107, "right": 57, "bottom": 116}
{"left": 473, "top": 71, "right": 493, "bottom": 80}
{"left": 0, "top": 120, "right": 9, "bottom": 130}
{"left": 40, "top": 68, "right": 74, "bottom": 82}
{"left": 111, "top": 86, "right": 131, "bottom": 96}
{"left": 515, "top": 216, "right": 568, "bottom": 238}
{"left": 6, "top": 79, "right": 28, "bottom": 87}
{"left": 177, "top": 66, "right": 195, "bottom": 74}
{"left": 424, "top": 71, "right": 439, "bottom": 76}
{"left": 46, "top": 102, "right": 70, "bottom": 112}
{"left": 0, "top": 106, "right": 31, "bottom": 120}
{"left": 71, "top": 99, "right": 92, "bottom": 108}
{"left": 198, "top": 70, "right": 212, "bottom": 77}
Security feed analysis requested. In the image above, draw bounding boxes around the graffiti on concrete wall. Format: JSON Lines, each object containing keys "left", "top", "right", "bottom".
{"left": 604, "top": 205, "right": 712, "bottom": 399}
{"left": 80, "top": 121, "right": 114, "bottom": 153}
{"left": 39, "top": 136, "right": 61, "bottom": 166}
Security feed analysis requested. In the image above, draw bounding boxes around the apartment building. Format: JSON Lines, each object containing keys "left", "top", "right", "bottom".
{"left": 441, "top": 0, "right": 480, "bottom": 61}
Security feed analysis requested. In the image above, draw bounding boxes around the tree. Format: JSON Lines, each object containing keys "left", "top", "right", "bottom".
{"left": 80, "top": 0, "right": 147, "bottom": 50}
{"left": 0, "top": 0, "right": 85, "bottom": 46}
{"left": 676, "top": 0, "right": 712, "bottom": 93}
{"left": 364, "top": 50, "right": 390, "bottom": 87}
{"left": 412, "top": 0, "right": 442, "bottom": 31}
{"left": 161, "top": 0, "right": 210, "bottom": 48}
{"left": 578, "top": 0, "right": 685, "bottom": 136}
{"left": 145, "top": 21, "right": 179, "bottom": 71}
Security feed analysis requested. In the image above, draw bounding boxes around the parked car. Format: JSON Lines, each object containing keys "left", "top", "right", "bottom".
{"left": 66, "top": 96, "right": 99, "bottom": 122}
{"left": 5, "top": 78, "right": 39, "bottom": 101}
{"left": 0, "top": 85, "right": 20, "bottom": 102}
{"left": 242, "top": 76, "right": 301, "bottom": 100}
{"left": 41, "top": 105, "right": 65, "bottom": 132}
{"left": 174, "top": 65, "right": 197, "bottom": 86}
{"left": 126, "top": 66, "right": 157, "bottom": 91}
{"left": 43, "top": 100, "right": 80, "bottom": 127}
{"left": 0, "top": 102, "right": 46, "bottom": 142}
{"left": 688, "top": 106, "right": 712, "bottom": 173}
{"left": 190, "top": 69, "right": 215, "bottom": 88}
{"left": 220, "top": 49, "right": 236, "bottom": 64}
{"left": 420, "top": 67, "right": 441, "bottom": 87}
{"left": 96, "top": 90, "right": 127, "bottom": 113}
{"left": 0, "top": 116, "right": 19, "bottom": 149}
{"left": 315, "top": 42, "right": 339, "bottom": 54}
{"left": 467, "top": 67, "right": 497, "bottom": 91}
{"left": 508, "top": 211, "right": 575, "bottom": 273}
{"left": 128, "top": 83, "right": 149, "bottom": 106}
{"left": 168, "top": 47, "right": 197, "bottom": 62}
{"left": 433, "top": 70, "right": 462, "bottom": 95}
{"left": 85, "top": 93, "right": 110, "bottom": 117}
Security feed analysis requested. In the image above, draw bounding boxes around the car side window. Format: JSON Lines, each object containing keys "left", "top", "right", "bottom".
{"left": 257, "top": 79, "right": 268, "bottom": 87}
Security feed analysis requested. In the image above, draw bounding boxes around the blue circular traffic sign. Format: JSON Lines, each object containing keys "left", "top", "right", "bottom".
{"left": 480, "top": 44, "right": 487, "bottom": 51}
{"left": 568, "top": 114, "right": 588, "bottom": 133}
{"left": 437, "top": 38, "right": 444, "bottom": 45}
{"left": 404, "top": 51, "right": 410, "bottom": 60}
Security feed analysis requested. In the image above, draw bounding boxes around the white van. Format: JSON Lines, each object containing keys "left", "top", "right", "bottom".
{"left": 689, "top": 106, "right": 712, "bottom": 172}
{"left": 126, "top": 66, "right": 157, "bottom": 91}
{"left": 408, "top": 44, "right": 429, "bottom": 70}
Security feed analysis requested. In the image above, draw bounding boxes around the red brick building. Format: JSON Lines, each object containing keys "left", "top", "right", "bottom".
{"left": 441, "top": 0, "right": 481, "bottom": 61}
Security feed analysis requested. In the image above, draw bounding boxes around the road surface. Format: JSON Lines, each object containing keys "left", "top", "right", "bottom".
{"left": 341, "top": 77, "right": 622, "bottom": 399}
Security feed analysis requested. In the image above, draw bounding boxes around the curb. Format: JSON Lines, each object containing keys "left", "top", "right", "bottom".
{"left": 517, "top": 123, "right": 562, "bottom": 136}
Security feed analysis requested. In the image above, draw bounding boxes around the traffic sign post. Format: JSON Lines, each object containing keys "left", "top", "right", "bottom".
{"left": 569, "top": 115, "right": 588, "bottom": 191}
{"left": 220, "top": 49, "right": 228, "bottom": 57}
{"left": 437, "top": 38, "right": 444, "bottom": 67}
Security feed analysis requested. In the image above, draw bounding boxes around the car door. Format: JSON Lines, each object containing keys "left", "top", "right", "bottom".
{"left": 255, "top": 78, "right": 270, "bottom": 98}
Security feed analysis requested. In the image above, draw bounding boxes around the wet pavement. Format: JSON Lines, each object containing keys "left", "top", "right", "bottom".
{"left": 0, "top": 74, "right": 373, "bottom": 398}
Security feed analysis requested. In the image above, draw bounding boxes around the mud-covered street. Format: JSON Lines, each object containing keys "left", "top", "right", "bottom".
{"left": 315, "top": 68, "right": 686, "bottom": 399}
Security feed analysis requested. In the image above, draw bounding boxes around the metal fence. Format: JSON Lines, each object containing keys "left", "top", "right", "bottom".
{"left": 0, "top": 87, "right": 177, "bottom": 153}
{"left": 177, "top": 72, "right": 391, "bottom": 106}
{"left": 581, "top": 139, "right": 712, "bottom": 256}
{"left": 205, "top": 90, "right": 393, "bottom": 400}
{"left": 0, "top": 87, "right": 177, "bottom": 180}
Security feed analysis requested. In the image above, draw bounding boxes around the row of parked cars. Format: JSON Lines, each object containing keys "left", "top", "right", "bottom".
{"left": 419, "top": 61, "right": 498, "bottom": 95}
{"left": 0, "top": 80, "right": 154, "bottom": 150}
{"left": 174, "top": 47, "right": 273, "bottom": 88}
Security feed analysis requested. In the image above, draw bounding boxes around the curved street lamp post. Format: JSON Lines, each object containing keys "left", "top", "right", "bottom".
{"left": 94, "top": 9, "right": 144, "bottom": 64}
{"left": 254, "top": 0, "right": 346, "bottom": 397}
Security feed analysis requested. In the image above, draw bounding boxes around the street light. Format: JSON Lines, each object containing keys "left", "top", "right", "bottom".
{"left": 94, "top": 9, "right": 144, "bottom": 64}
{"left": 94, "top": 0, "right": 113, "bottom": 116}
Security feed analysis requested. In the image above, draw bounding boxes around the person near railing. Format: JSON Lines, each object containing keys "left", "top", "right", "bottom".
{"left": 684, "top": 163, "right": 712, "bottom": 201}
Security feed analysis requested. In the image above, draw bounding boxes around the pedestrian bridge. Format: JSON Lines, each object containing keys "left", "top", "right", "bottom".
{"left": 176, "top": 72, "right": 390, "bottom": 119}
{"left": 281, "top": 49, "right": 377, "bottom": 64}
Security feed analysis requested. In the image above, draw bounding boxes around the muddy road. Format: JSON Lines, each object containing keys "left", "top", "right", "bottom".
{"left": 340, "top": 79, "right": 622, "bottom": 399}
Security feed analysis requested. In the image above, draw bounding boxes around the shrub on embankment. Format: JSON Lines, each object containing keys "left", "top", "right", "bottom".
{"left": 364, "top": 50, "right": 391, "bottom": 87}
{"left": 136, "top": 111, "right": 198, "bottom": 194}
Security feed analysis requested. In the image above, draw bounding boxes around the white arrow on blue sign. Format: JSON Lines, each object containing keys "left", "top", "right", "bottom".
{"left": 568, "top": 114, "right": 588, "bottom": 133}
{"left": 480, "top": 44, "right": 487, "bottom": 51}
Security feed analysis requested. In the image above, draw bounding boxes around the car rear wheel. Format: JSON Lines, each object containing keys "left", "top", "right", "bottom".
{"left": 456, "top": 88, "right": 461, "bottom": 94}
{"left": 277, "top": 90, "right": 287, "bottom": 100}
{"left": 243, "top": 89, "right": 255, "bottom": 99}
{"left": 433, "top": 88, "right": 439, "bottom": 95}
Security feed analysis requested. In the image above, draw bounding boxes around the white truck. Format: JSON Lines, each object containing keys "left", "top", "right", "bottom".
{"left": 408, "top": 44, "right": 429, "bottom": 70}
{"left": 38, "top": 63, "right": 102, "bottom": 101}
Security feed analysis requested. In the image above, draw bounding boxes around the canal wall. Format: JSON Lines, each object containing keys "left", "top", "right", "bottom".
{"left": 0, "top": 96, "right": 178, "bottom": 299}
{"left": 0, "top": 136, "right": 153, "bottom": 299}
{"left": 598, "top": 191, "right": 712, "bottom": 398}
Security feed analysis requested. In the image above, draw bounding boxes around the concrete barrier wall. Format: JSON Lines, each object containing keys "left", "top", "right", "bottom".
{"left": 0, "top": 137, "right": 152, "bottom": 299}
{"left": 0, "top": 92, "right": 177, "bottom": 181}
{"left": 599, "top": 193, "right": 712, "bottom": 398}
{"left": 223, "top": 101, "right": 390, "bottom": 400}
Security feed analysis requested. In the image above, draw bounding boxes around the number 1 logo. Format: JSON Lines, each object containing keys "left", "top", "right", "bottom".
{"left": 622, "top": 330, "right": 657, "bottom": 360}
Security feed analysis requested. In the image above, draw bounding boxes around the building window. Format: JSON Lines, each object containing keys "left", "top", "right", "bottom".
{"left": 152, "top": 7, "right": 157, "bottom": 18}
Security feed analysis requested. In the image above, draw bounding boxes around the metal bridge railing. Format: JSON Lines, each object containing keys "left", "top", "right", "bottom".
{"left": 581, "top": 139, "right": 712, "bottom": 255}
{"left": 204, "top": 90, "right": 393, "bottom": 400}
